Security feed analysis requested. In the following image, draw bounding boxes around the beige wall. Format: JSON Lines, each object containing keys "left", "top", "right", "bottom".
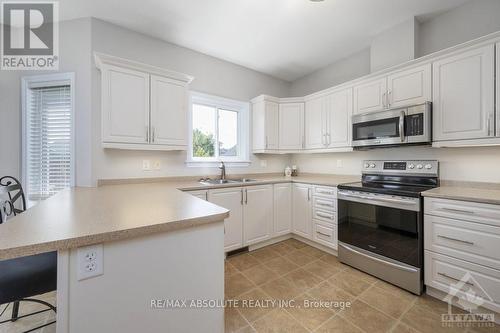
{"left": 90, "top": 19, "right": 291, "bottom": 184}
{"left": 0, "top": 18, "right": 93, "bottom": 186}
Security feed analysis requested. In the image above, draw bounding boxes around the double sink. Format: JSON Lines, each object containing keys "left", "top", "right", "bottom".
{"left": 199, "top": 178, "right": 257, "bottom": 185}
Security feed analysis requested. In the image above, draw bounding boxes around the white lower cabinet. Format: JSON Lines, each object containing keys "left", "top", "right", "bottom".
{"left": 273, "top": 183, "right": 292, "bottom": 236}
{"left": 208, "top": 185, "right": 273, "bottom": 252}
{"left": 424, "top": 197, "right": 500, "bottom": 313}
{"left": 208, "top": 187, "right": 244, "bottom": 252}
{"left": 185, "top": 190, "right": 208, "bottom": 201}
{"left": 243, "top": 185, "right": 273, "bottom": 245}
{"left": 292, "top": 184, "right": 312, "bottom": 239}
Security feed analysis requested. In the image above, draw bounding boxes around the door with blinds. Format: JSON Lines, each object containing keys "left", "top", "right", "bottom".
{"left": 23, "top": 74, "right": 74, "bottom": 202}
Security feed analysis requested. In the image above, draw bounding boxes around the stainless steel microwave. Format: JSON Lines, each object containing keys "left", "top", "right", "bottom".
{"left": 351, "top": 102, "right": 431, "bottom": 149}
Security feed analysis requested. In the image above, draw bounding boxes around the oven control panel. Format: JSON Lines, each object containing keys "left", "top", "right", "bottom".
{"left": 362, "top": 160, "right": 438, "bottom": 176}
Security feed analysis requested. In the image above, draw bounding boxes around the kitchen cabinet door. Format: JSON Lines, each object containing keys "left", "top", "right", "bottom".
{"left": 433, "top": 45, "right": 495, "bottom": 141}
{"left": 353, "top": 76, "right": 387, "bottom": 114}
{"left": 252, "top": 100, "right": 279, "bottom": 151}
{"left": 186, "top": 190, "right": 208, "bottom": 201}
{"left": 273, "top": 183, "right": 292, "bottom": 237}
{"left": 387, "top": 63, "right": 431, "bottom": 108}
{"left": 305, "top": 97, "right": 326, "bottom": 149}
{"left": 497, "top": 43, "right": 500, "bottom": 137}
{"left": 243, "top": 185, "right": 273, "bottom": 245}
{"left": 326, "top": 88, "right": 352, "bottom": 148}
{"left": 292, "top": 184, "right": 312, "bottom": 239}
{"left": 208, "top": 187, "right": 244, "bottom": 252}
{"left": 279, "top": 103, "right": 305, "bottom": 150}
{"left": 101, "top": 65, "right": 150, "bottom": 144}
{"left": 150, "top": 75, "right": 188, "bottom": 147}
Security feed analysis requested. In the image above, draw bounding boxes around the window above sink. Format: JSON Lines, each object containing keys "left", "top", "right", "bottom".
{"left": 187, "top": 92, "right": 250, "bottom": 167}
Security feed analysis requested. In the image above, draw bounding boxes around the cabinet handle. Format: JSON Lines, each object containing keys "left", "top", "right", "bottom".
{"left": 316, "top": 212, "right": 333, "bottom": 219}
{"left": 240, "top": 189, "right": 243, "bottom": 205}
{"left": 152, "top": 126, "right": 156, "bottom": 143}
{"left": 388, "top": 90, "right": 392, "bottom": 108}
{"left": 437, "top": 235, "right": 474, "bottom": 245}
{"left": 245, "top": 188, "right": 248, "bottom": 204}
{"left": 307, "top": 188, "right": 311, "bottom": 201}
{"left": 145, "top": 126, "right": 149, "bottom": 143}
{"left": 487, "top": 115, "right": 492, "bottom": 136}
{"left": 316, "top": 231, "right": 331, "bottom": 237}
{"left": 302, "top": 135, "right": 305, "bottom": 149}
{"left": 205, "top": 191, "right": 208, "bottom": 201}
{"left": 437, "top": 272, "right": 474, "bottom": 286}
{"left": 317, "top": 190, "right": 334, "bottom": 195}
{"left": 265, "top": 136, "right": 268, "bottom": 149}
{"left": 382, "top": 92, "right": 386, "bottom": 108}
{"left": 440, "top": 207, "right": 475, "bottom": 215}
{"left": 317, "top": 201, "right": 333, "bottom": 207}
{"left": 327, "top": 133, "right": 331, "bottom": 146}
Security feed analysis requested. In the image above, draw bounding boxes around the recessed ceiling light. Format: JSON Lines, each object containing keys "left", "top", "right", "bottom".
{"left": 309, "top": 0, "right": 325, "bottom": 2}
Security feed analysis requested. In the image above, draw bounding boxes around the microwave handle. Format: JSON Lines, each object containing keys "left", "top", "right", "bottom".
{"left": 399, "top": 111, "right": 405, "bottom": 142}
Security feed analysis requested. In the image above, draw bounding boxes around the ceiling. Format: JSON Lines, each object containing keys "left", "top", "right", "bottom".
{"left": 59, "top": 0, "right": 469, "bottom": 81}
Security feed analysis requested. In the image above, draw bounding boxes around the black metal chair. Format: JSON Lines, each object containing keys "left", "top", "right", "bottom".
{"left": 0, "top": 176, "right": 57, "bottom": 332}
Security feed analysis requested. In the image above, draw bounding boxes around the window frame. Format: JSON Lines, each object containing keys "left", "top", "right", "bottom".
{"left": 187, "top": 91, "right": 250, "bottom": 167}
{"left": 21, "top": 72, "right": 76, "bottom": 201}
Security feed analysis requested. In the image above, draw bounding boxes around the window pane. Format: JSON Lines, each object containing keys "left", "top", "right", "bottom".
{"left": 218, "top": 109, "right": 238, "bottom": 157}
{"left": 192, "top": 104, "right": 216, "bottom": 157}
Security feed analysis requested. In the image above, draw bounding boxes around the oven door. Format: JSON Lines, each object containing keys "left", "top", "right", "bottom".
{"left": 352, "top": 109, "right": 406, "bottom": 147}
{"left": 337, "top": 191, "right": 422, "bottom": 268}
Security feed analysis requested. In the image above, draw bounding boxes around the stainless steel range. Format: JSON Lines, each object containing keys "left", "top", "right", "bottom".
{"left": 337, "top": 160, "right": 439, "bottom": 295}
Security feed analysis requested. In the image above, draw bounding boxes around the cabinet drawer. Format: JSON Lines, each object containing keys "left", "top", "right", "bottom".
{"left": 313, "top": 186, "right": 337, "bottom": 199}
{"left": 425, "top": 251, "right": 500, "bottom": 312}
{"left": 313, "top": 197, "right": 336, "bottom": 212}
{"left": 313, "top": 209, "right": 336, "bottom": 226}
{"left": 425, "top": 197, "right": 500, "bottom": 227}
{"left": 425, "top": 215, "right": 500, "bottom": 270}
{"left": 313, "top": 223, "right": 337, "bottom": 249}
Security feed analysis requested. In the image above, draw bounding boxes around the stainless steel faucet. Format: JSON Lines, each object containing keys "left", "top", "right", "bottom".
{"left": 219, "top": 161, "right": 226, "bottom": 180}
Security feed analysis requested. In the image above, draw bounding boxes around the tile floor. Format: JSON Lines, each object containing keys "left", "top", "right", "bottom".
{"left": 225, "top": 239, "right": 500, "bottom": 333}
{"left": 0, "top": 292, "right": 56, "bottom": 333}
{"left": 1, "top": 239, "right": 498, "bottom": 333}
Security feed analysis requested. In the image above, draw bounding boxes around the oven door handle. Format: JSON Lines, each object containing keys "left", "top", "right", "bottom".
{"left": 339, "top": 243, "right": 418, "bottom": 273}
{"left": 399, "top": 110, "right": 405, "bottom": 142}
{"left": 339, "top": 192, "right": 416, "bottom": 205}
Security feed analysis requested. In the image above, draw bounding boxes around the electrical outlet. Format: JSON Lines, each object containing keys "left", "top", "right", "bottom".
{"left": 336, "top": 159, "right": 343, "bottom": 168}
{"left": 77, "top": 244, "right": 103, "bottom": 281}
{"left": 152, "top": 160, "right": 161, "bottom": 170}
{"left": 142, "top": 160, "right": 151, "bottom": 171}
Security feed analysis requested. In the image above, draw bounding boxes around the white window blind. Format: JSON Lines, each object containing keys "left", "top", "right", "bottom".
{"left": 25, "top": 82, "right": 73, "bottom": 201}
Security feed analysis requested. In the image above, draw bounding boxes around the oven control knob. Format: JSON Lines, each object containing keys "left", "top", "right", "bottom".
{"left": 364, "top": 163, "right": 370, "bottom": 169}
{"left": 425, "top": 164, "right": 433, "bottom": 169}
{"left": 416, "top": 164, "right": 423, "bottom": 169}
{"left": 408, "top": 164, "right": 415, "bottom": 169}
{"left": 369, "top": 163, "right": 376, "bottom": 168}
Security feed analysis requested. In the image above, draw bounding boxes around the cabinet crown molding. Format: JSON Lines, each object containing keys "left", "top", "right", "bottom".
{"left": 94, "top": 52, "right": 194, "bottom": 84}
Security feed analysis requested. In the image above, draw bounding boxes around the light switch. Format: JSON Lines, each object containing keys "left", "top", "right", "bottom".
{"left": 153, "top": 160, "right": 161, "bottom": 170}
{"left": 142, "top": 160, "right": 151, "bottom": 171}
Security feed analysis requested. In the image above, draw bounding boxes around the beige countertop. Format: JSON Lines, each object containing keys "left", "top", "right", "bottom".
{"left": 422, "top": 184, "right": 500, "bottom": 205}
{"left": 0, "top": 173, "right": 359, "bottom": 260}
{"left": 0, "top": 183, "right": 229, "bottom": 260}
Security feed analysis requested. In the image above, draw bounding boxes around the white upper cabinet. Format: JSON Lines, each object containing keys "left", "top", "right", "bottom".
{"left": 432, "top": 45, "right": 495, "bottom": 141}
{"left": 326, "top": 88, "right": 352, "bottom": 148}
{"left": 96, "top": 53, "right": 193, "bottom": 150}
{"left": 305, "top": 97, "right": 325, "bottom": 149}
{"left": 252, "top": 97, "right": 279, "bottom": 151}
{"left": 497, "top": 43, "right": 500, "bottom": 137}
{"left": 353, "top": 76, "right": 387, "bottom": 114}
{"left": 101, "top": 65, "right": 150, "bottom": 144}
{"left": 387, "top": 64, "right": 432, "bottom": 108}
{"left": 279, "top": 102, "right": 305, "bottom": 150}
{"left": 150, "top": 75, "right": 188, "bottom": 146}
{"left": 354, "top": 64, "right": 431, "bottom": 114}
{"left": 243, "top": 185, "right": 273, "bottom": 245}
